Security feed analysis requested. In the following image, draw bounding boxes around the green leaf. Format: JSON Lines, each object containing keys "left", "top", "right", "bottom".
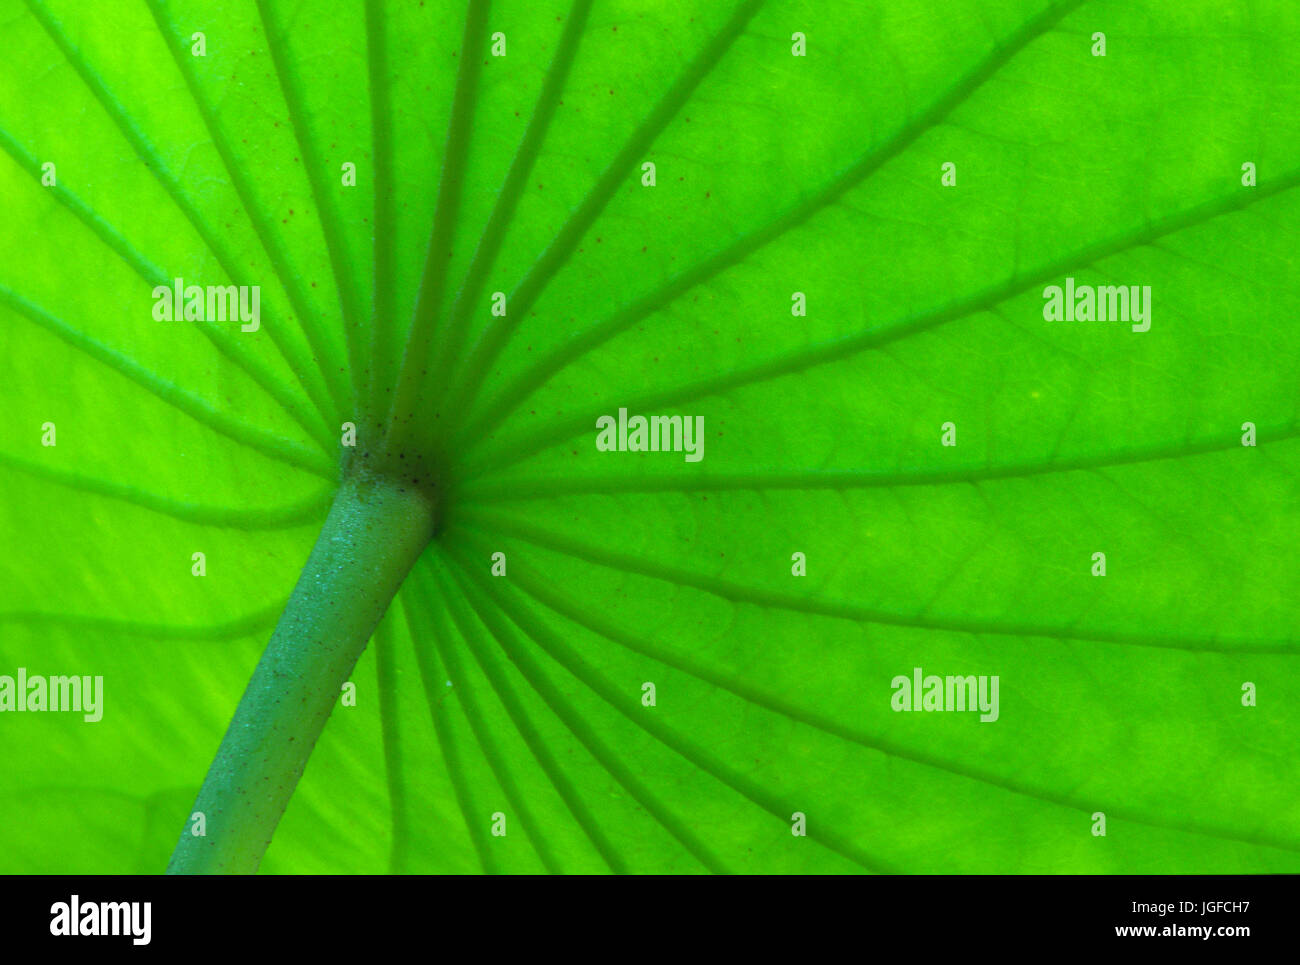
{"left": 2, "top": 0, "right": 1299, "bottom": 874}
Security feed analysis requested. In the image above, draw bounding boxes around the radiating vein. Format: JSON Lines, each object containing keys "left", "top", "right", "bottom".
{"left": 385, "top": 0, "right": 492, "bottom": 450}
{"left": 451, "top": 0, "right": 1088, "bottom": 450}
{"left": 486, "top": 541, "right": 1300, "bottom": 858}
{"left": 419, "top": 561, "right": 564, "bottom": 874}
{"left": 365, "top": 0, "right": 397, "bottom": 422}
{"left": 461, "top": 164, "right": 1300, "bottom": 480}
{"left": 447, "top": 542, "right": 890, "bottom": 874}
{"left": 24, "top": 0, "right": 339, "bottom": 434}
{"left": 373, "top": 608, "right": 411, "bottom": 874}
{"left": 400, "top": 579, "right": 496, "bottom": 874}
{"left": 453, "top": 513, "right": 1300, "bottom": 655}
{"left": 413, "top": 560, "right": 625, "bottom": 873}
{"left": 422, "top": 563, "right": 559, "bottom": 873}
{"left": 437, "top": 0, "right": 768, "bottom": 425}
{"left": 443, "top": 549, "right": 732, "bottom": 874}
{"left": 0, "top": 450, "right": 333, "bottom": 530}
{"left": 0, "top": 122, "right": 334, "bottom": 451}
{"left": 422, "top": 0, "right": 595, "bottom": 425}
{"left": 143, "top": 0, "right": 351, "bottom": 422}
{"left": 456, "top": 421, "right": 1300, "bottom": 502}
{"left": 254, "top": 0, "right": 369, "bottom": 417}
{"left": 0, "top": 605, "right": 280, "bottom": 641}
{"left": 0, "top": 285, "right": 336, "bottom": 479}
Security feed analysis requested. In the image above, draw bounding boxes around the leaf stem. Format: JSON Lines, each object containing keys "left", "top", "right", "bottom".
{"left": 167, "top": 471, "right": 436, "bottom": 875}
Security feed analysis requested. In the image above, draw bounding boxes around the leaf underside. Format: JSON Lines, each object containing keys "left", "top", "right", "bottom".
{"left": 2, "top": 0, "right": 1299, "bottom": 874}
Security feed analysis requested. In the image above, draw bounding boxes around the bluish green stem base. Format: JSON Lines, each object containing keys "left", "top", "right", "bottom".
{"left": 167, "top": 471, "right": 436, "bottom": 875}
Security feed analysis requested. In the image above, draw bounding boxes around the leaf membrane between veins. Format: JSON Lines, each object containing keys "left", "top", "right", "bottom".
{"left": 0, "top": 0, "right": 1298, "bottom": 874}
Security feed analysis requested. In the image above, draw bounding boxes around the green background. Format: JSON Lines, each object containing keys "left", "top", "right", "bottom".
{"left": 1, "top": 0, "right": 1298, "bottom": 873}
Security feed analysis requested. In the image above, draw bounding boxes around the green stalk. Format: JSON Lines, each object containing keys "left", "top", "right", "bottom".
{"left": 167, "top": 470, "right": 436, "bottom": 875}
